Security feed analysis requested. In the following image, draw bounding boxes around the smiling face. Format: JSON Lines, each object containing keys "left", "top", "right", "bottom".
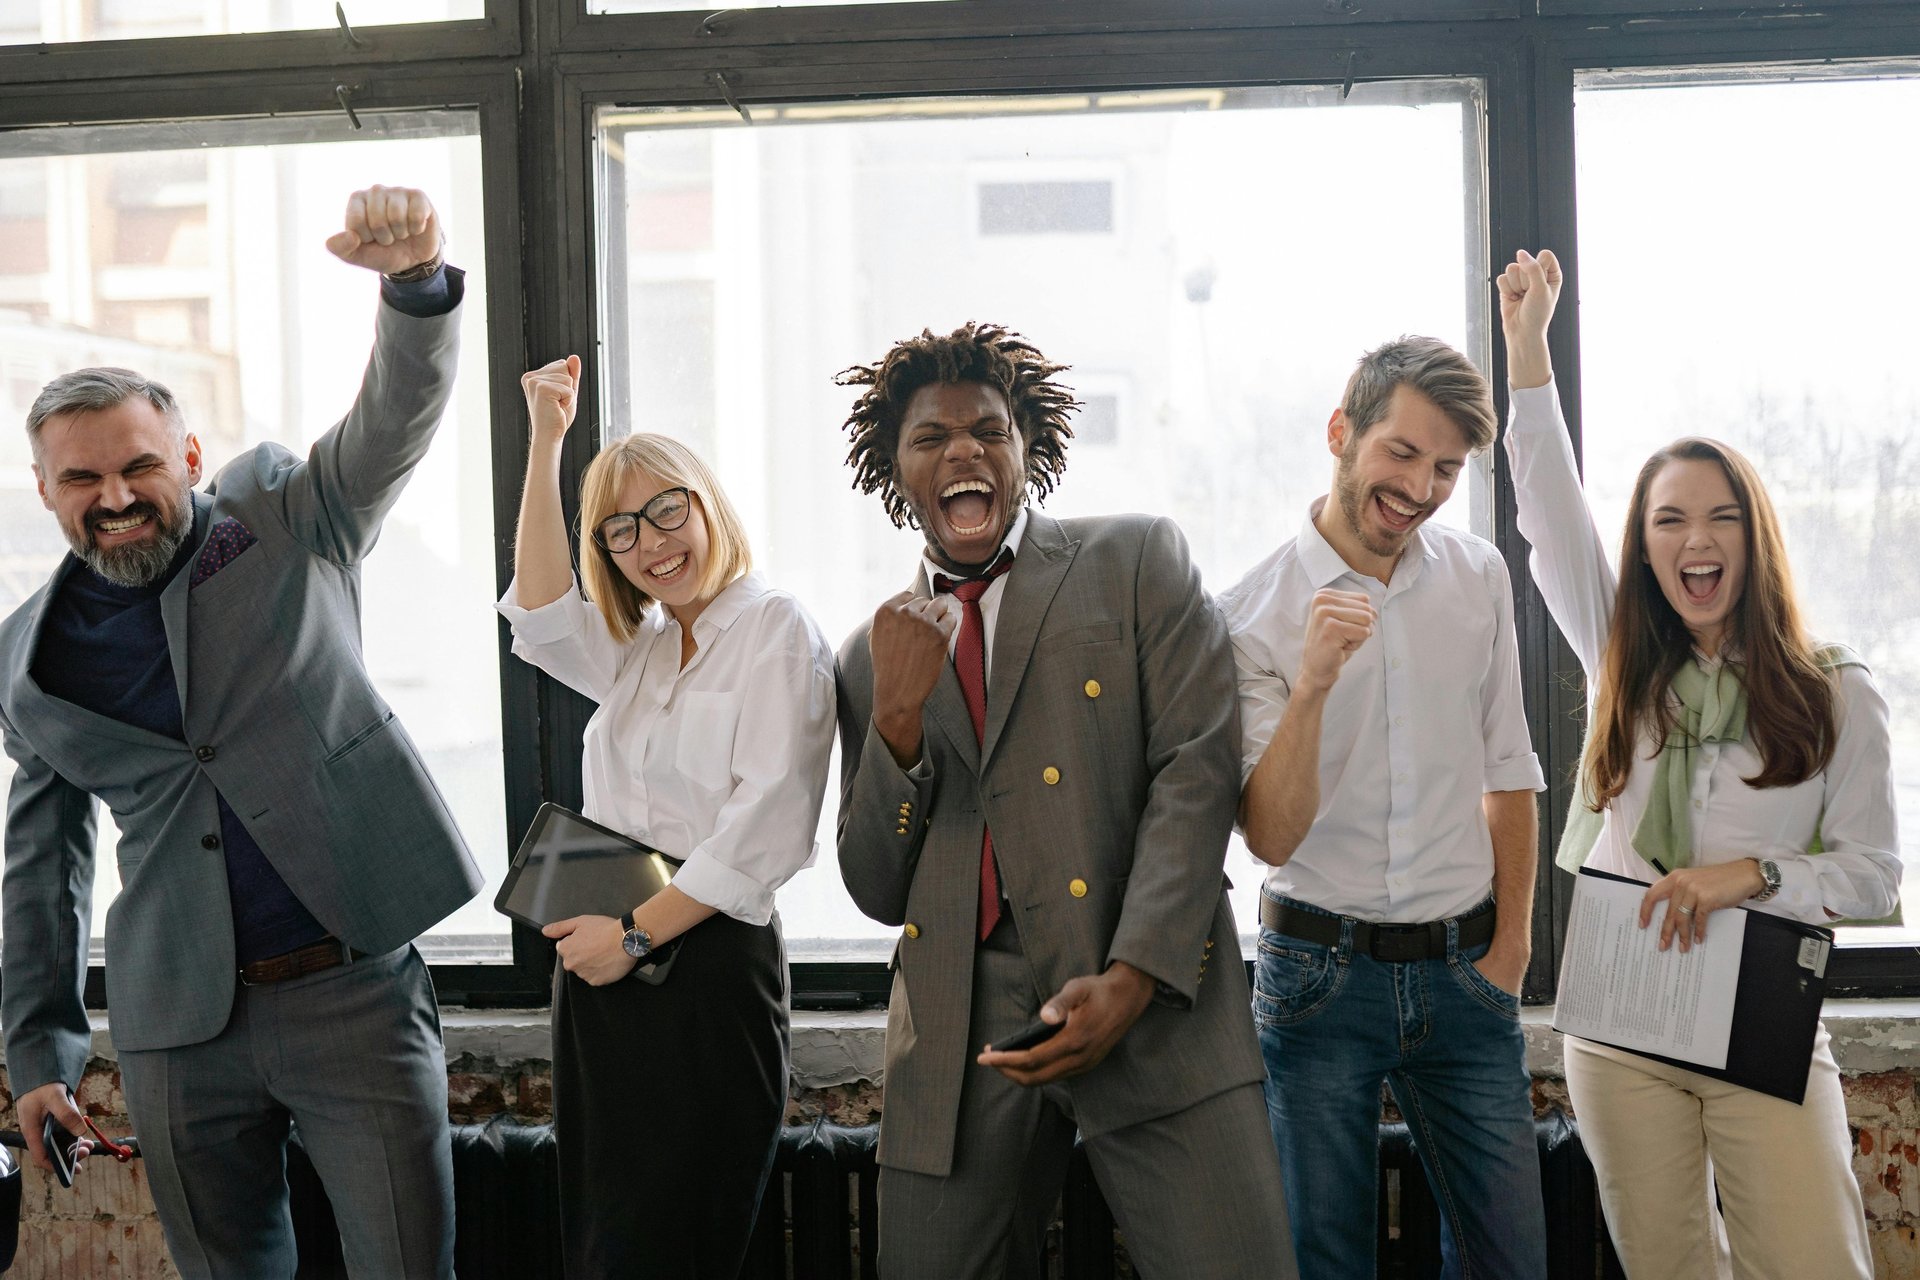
{"left": 1321, "top": 384, "right": 1470, "bottom": 577}
{"left": 892, "top": 380, "right": 1027, "bottom": 574}
{"left": 606, "top": 469, "right": 714, "bottom": 628}
{"left": 1640, "top": 457, "right": 1748, "bottom": 656}
{"left": 33, "top": 397, "right": 201, "bottom": 588}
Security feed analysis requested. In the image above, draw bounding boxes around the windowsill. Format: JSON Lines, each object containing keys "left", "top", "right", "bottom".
{"left": 13, "top": 1001, "right": 1919, "bottom": 1086}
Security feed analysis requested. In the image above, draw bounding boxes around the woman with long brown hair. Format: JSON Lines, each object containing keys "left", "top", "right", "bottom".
{"left": 1500, "top": 250, "right": 1898, "bottom": 1279}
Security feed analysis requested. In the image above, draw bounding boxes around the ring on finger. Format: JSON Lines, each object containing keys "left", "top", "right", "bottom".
{"left": 1675, "top": 905, "right": 1696, "bottom": 917}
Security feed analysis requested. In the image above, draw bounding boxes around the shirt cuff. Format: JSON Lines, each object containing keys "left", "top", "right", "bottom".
{"left": 379, "top": 263, "right": 462, "bottom": 318}
{"left": 1507, "top": 379, "right": 1560, "bottom": 420}
{"left": 1484, "top": 752, "right": 1547, "bottom": 793}
{"left": 1765, "top": 853, "right": 1821, "bottom": 918}
{"left": 671, "top": 851, "right": 780, "bottom": 926}
{"left": 496, "top": 575, "right": 594, "bottom": 646}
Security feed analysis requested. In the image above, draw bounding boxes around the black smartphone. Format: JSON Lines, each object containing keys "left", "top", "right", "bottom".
{"left": 41, "top": 1113, "right": 77, "bottom": 1188}
{"left": 991, "top": 1016, "right": 1062, "bottom": 1053}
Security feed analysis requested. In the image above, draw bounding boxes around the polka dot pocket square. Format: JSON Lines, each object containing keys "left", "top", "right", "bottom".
{"left": 189, "top": 518, "right": 259, "bottom": 589}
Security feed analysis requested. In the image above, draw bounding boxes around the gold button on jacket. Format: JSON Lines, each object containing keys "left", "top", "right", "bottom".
{"left": 1069, "top": 878, "right": 1088, "bottom": 898}
{"left": 904, "top": 923, "right": 920, "bottom": 939}
{"left": 1084, "top": 679, "right": 1101, "bottom": 698}
{"left": 1043, "top": 766, "right": 1061, "bottom": 785}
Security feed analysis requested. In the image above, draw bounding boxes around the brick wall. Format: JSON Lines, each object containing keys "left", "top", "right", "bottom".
{"left": 2, "top": 1058, "right": 1915, "bottom": 1277}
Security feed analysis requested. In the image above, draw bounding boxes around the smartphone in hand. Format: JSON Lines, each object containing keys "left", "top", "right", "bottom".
{"left": 990, "top": 1016, "right": 1062, "bottom": 1053}
{"left": 41, "top": 1113, "right": 78, "bottom": 1188}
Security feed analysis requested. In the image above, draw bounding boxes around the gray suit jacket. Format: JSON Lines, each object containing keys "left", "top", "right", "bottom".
{"left": 836, "top": 511, "right": 1265, "bottom": 1177}
{"left": 0, "top": 294, "right": 483, "bottom": 1094}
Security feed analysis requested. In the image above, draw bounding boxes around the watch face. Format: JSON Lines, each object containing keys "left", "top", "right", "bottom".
{"left": 622, "top": 928, "right": 652, "bottom": 960}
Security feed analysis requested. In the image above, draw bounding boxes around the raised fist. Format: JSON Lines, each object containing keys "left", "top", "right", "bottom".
{"left": 325, "top": 184, "right": 441, "bottom": 276}
{"left": 522, "top": 356, "right": 583, "bottom": 444}
{"left": 1498, "top": 248, "right": 1562, "bottom": 341}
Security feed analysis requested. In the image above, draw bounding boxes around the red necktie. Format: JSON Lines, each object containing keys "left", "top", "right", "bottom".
{"left": 934, "top": 552, "right": 1014, "bottom": 941}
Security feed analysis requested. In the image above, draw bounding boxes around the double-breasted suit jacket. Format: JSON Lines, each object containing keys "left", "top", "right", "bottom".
{"left": 836, "top": 510, "right": 1265, "bottom": 1177}
{"left": 0, "top": 291, "right": 484, "bottom": 1095}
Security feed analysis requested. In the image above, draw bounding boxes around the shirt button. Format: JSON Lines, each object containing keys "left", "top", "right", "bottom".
{"left": 1043, "top": 767, "right": 1061, "bottom": 786}
{"left": 1393, "top": 716, "right": 1405, "bottom": 729}
{"left": 196, "top": 745, "right": 215, "bottom": 762}
{"left": 904, "top": 923, "right": 920, "bottom": 940}
{"left": 1694, "top": 800, "right": 1704, "bottom": 811}
{"left": 1084, "top": 680, "right": 1101, "bottom": 699}
{"left": 201, "top": 834, "right": 220, "bottom": 850}
{"left": 1391, "top": 658, "right": 1402, "bottom": 670}
{"left": 1069, "top": 879, "right": 1088, "bottom": 898}
{"left": 1396, "top": 772, "right": 1408, "bottom": 783}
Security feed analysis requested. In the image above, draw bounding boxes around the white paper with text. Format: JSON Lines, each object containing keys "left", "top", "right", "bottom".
{"left": 1553, "top": 872, "right": 1747, "bottom": 1069}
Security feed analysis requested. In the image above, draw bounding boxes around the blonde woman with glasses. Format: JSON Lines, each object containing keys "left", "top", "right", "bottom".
{"left": 498, "top": 356, "right": 835, "bottom": 1278}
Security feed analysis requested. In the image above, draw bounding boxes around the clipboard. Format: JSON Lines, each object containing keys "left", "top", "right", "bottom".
{"left": 495, "top": 803, "right": 684, "bottom": 984}
{"left": 1573, "top": 867, "right": 1831, "bottom": 1104}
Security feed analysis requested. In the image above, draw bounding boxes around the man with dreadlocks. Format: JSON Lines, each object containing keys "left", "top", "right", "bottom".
{"left": 833, "top": 322, "right": 1297, "bottom": 1278}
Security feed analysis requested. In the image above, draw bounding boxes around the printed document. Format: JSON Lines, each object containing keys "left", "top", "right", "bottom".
{"left": 1553, "top": 871, "right": 1747, "bottom": 1069}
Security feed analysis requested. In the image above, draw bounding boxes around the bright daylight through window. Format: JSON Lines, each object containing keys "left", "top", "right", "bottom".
{"left": 597, "top": 81, "right": 1488, "bottom": 959}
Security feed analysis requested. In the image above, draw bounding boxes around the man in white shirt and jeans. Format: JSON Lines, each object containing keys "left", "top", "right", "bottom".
{"left": 1220, "top": 336, "right": 1548, "bottom": 1279}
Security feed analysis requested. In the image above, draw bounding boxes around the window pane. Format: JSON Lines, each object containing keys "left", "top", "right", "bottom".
{"left": 590, "top": 0, "right": 948, "bottom": 12}
{"left": 0, "top": 0, "right": 479, "bottom": 44}
{"left": 0, "top": 112, "right": 508, "bottom": 961}
{"left": 596, "top": 83, "right": 1488, "bottom": 959}
{"left": 1574, "top": 72, "right": 1920, "bottom": 944}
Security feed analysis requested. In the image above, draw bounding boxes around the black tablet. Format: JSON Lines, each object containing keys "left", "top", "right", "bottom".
{"left": 495, "top": 804, "right": 684, "bottom": 982}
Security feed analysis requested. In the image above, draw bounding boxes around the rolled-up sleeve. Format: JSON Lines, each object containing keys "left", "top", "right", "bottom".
{"left": 1480, "top": 551, "right": 1546, "bottom": 794}
{"left": 671, "top": 606, "right": 837, "bottom": 924}
{"left": 496, "top": 575, "right": 624, "bottom": 702}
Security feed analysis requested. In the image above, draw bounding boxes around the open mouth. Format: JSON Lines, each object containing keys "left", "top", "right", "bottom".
{"left": 939, "top": 479, "right": 996, "bottom": 538}
{"left": 91, "top": 508, "right": 156, "bottom": 543}
{"left": 647, "top": 552, "right": 689, "bottom": 584}
{"left": 1680, "top": 563, "right": 1723, "bottom": 605}
{"left": 1373, "top": 490, "right": 1424, "bottom": 534}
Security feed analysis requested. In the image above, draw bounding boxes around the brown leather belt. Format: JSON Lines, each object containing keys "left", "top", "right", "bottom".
{"left": 1260, "top": 895, "right": 1496, "bottom": 963}
{"left": 238, "top": 937, "right": 360, "bottom": 986}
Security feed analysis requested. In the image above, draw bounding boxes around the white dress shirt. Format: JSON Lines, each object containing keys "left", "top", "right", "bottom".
{"left": 1505, "top": 381, "right": 1901, "bottom": 924}
{"left": 919, "top": 506, "right": 1030, "bottom": 679}
{"left": 1220, "top": 501, "right": 1545, "bottom": 922}
{"left": 496, "top": 570, "right": 836, "bottom": 925}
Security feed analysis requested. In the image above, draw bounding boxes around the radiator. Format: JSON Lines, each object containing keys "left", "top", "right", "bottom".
{"left": 287, "top": 1110, "right": 1622, "bottom": 1278}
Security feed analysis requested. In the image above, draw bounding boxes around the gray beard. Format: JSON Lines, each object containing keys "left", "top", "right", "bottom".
{"left": 77, "top": 493, "right": 194, "bottom": 588}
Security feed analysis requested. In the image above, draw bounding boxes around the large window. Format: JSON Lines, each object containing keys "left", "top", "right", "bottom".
{"left": 0, "top": 0, "right": 481, "bottom": 43}
{"left": 0, "top": 113, "right": 508, "bottom": 962}
{"left": 596, "top": 81, "right": 1489, "bottom": 958}
{"left": 1574, "top": 69, "right": 1920, "bottom": 946}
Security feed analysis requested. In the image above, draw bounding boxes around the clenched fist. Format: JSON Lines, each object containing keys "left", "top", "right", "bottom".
{"left": 325, "top": 184, "right": 442, "bottom": 276}
{"left": 1298, "top": 587, "right": 1376, "bottom": 695}
{"left": 522, "top": 356, "right": 583, "bottom": 445}
{"left": 1498, "top": 248, "right": 1562, "bottom": 390}
{"left": 869, "top": 591, "right": 961, "bottom": 768}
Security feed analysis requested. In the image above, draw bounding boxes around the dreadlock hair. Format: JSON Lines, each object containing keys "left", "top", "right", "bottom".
{"left": 836, "top": 321, "right": 1079, "bottom": 529}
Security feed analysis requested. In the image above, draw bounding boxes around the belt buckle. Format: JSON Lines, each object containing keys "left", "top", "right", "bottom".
{"left": 1368, "top": 922, "right": 1438, "bottom": 963}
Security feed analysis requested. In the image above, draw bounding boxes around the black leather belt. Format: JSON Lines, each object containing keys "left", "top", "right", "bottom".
{"left": 239, "top": 936, "right": 363, "bottom": 986}
{"left": 1260, "top": 896, "right": 1496, "bottom": 963}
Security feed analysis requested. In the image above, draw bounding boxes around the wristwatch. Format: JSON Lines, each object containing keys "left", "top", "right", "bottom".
{"left": 619, "top": 910, "right": 654, "bottom": 961}
{"left": 1751, "top": 858, "right": 1783, "bottom": 904}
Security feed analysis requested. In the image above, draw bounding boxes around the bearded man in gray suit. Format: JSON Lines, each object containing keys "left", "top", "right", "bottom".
{"left": 0, "top": 184, "right": 481, "bottom": 1279}
{"left": 834, "top": 323, "right": 1297, "bottom": 1279}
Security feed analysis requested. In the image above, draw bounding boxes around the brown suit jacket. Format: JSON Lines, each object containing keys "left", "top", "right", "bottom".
{"left": 836, "top": 511, "right": 1264, "bottom": 1176}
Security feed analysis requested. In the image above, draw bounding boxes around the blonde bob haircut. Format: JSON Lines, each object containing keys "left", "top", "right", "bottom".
{"left": 576, "top": 432, "right": 752, "bottom": 644}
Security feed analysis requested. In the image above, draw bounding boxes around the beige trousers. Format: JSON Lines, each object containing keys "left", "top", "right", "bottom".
{"left": 1564, "top": 1027, "right": 1871, "bottom": 1280}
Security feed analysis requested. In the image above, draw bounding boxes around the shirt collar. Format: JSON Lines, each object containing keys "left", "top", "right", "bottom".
{"left": 651, "top": 569, "right": 769, "bottom": 638}
{"left": 1298, "top": 496, "right": 1437, "bottom": 592}
{"left": 920, "top": 505, "right": 1029, "bottom": 594}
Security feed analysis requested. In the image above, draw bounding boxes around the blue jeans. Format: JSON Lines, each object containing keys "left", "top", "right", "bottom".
{"left": 1255, "top": 894, "right": 1546, "bottom": 1280}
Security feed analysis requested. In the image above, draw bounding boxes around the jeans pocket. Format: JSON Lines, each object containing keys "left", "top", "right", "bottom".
{"left": 1253, "top": 931, "right": 1345, "bottom": 1027}
{"left": 1448, "top": 947, "right": 1521, "bottom": 1021}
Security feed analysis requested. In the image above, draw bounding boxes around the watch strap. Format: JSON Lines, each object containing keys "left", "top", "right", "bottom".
{"left": 619, "top": 909, "right": 635, "bottom": 933}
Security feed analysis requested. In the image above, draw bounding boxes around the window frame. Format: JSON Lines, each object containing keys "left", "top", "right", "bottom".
{"left": 0, "top": 1, "right": 1911, "bottom": 1011}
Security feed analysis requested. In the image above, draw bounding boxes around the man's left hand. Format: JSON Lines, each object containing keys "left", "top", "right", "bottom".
{"left": 325, "top": 185, "right": 441, "bottom": 275}
{"left": 543, "top": 914, "right": 640, "bottom": 986}
{"left": 976, "top": 962, "right": 1155, "bottom": 1087}
{"left": 1472, "top": 941, "right": 1530, "bottom": 997}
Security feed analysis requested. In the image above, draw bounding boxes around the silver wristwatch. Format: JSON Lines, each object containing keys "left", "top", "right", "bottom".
{"left": 1751, "top": 858, "right": 1783, "bottom": 904}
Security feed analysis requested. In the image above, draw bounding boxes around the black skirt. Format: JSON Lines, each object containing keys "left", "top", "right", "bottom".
{"left": 552, "top": 911, "right": 790, "bottom": 1280}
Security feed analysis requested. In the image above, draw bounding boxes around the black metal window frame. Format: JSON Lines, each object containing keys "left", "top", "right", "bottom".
{"left": 0, "top": 0, "right": 1913, "bottom": 1012}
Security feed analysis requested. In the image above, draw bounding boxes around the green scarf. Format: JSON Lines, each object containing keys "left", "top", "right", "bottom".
{"left": 1555, "top": 644, "right": 1864, "bottom": 877}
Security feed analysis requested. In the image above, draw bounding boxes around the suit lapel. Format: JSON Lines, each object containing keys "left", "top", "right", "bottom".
{"left": 9, "top": 557, "right": 180, "bottom": 751}
{"left": 158, "top": 492, "right": 213, "bottom": 715}
{"left": 982, "top": 513, "right": 1076, "bottom": 767}
{"left": 909, "top": 567, "right": 980, "bottom": 774}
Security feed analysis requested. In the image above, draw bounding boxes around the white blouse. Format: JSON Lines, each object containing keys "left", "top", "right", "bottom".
{"left": 496, "top": 570, "right": 836, "bottom": 925}
{"left": 1505, "top": 381, "right": 1901, "bottom": 924}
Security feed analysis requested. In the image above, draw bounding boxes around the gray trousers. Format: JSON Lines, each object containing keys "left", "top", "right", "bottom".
{"left": 118, "top": 944, "right": 454, "bottom": 1280}
{"left": 879, "top": 935, "right": 1298, "bottom": 1280}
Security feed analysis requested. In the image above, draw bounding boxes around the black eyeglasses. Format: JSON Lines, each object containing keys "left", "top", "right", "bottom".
{"left": 592, "top": 486, "right": 692, "bottom": 554}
